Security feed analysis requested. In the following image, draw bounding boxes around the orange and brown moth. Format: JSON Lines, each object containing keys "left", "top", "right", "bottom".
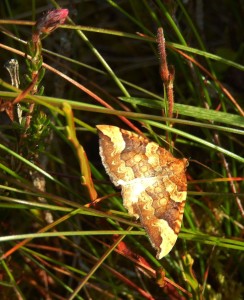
{"left": 97, "top": 125, "right": 188, "bottom": 259}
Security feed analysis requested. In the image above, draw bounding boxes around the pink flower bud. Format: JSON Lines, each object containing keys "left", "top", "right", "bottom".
{"left": 35, "top": 9, "right": 69, "bottom": 35}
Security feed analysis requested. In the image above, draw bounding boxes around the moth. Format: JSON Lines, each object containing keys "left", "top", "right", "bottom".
{"left": 97, "top": 125, "right": 188, "bottom": 259}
